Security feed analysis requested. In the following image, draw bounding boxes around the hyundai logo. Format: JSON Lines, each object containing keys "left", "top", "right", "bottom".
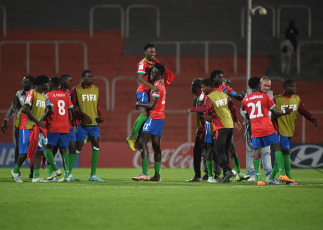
{"left": 291, "top": 144, "right": 323, "bottom": 168}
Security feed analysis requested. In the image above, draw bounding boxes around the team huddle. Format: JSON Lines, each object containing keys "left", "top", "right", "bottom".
{"left": 125, "top": 43, "right": 318, "bottom": 185}
{"left": 2, "top": 43, "right": 318, "bottom": 184}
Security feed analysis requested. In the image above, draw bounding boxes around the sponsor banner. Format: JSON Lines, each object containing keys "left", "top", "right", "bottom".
{"left": 0, "top": 143, "right": 80, "bottom": 168}
{"left": 3, "top": 142, "right": 323, "bottom": 169}
{"left": 79, "top": 141, "right": 247, "bottom": 168}
{"left": 290, "top": 143, "right": 323, "bottom": 168}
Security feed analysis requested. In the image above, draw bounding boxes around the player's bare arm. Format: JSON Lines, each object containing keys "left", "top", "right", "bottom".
{"left": 200, "top": 114, "right": 213, "bottom": 122}
{"left": 96, "top": 114, "right": 104, "bottom": 124}
{"left": 136, "top": 96, "right": 158, "bottom": 110}
{"left": 41, "top": 105, "right": 54, "bottom": 122}
{"left": 75, "top": 105, "right": 92, "bottom": 124}
{"left": 233, "top": 91, "right": 245, "bottom": 101}
{"left": 271, "top": 107, "right": 293, "bottom": 117}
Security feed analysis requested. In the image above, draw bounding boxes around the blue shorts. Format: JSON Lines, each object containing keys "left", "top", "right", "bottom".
{"left": 142, "top": 118, "right": 165, "bottom": 136}
{"left": 252, "top": 132, "right": 279, "bottom": 149}
{"left": 47, "top": 132, "right": 70, "bottom": 147}
{"left": 204, "top": 122, "right": 213, "bottom": 143}
{"left": 19, "top": 129, "right": 43, "bottom": 154}
{"left": 76, "top": 125, "right": 100, "bottom": 142}
{"left": 136, "top": 91, "right": 149, "bottom": 109}
{"left": 279, "top": 135, "right": 292, "bottom": 150}
{"left": 69, "top": 128, "right": 76, "bottom": 142}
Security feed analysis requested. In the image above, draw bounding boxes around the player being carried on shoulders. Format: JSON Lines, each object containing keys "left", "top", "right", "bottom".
{"left": 132, "top": 63, "right": 166, "bottom": 181}
{"left": 126, "top": 43, "right": 175, "bottom": 152}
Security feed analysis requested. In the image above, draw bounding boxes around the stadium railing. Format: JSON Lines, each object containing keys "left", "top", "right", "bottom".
{"left": 111, "top": 76, "right": 140, "bottom": 110}
{"left": 0, "top": 4, "right": 6, "bottom": 37}
{"left": 94, "top": 76, "right": 109, "bottom": 110}
{"left": 127, "top": 109, "right": 192, "bottom": 142}
{"left": 297, "top": 41, "right": 323, "bottom": 74}
{"left": 152, "top": 40, "right": 237, "bottom": 74}
{"left": 0, "top": 40, "right": 88, "bottom": 74}
{"left": 125, "top": 4, "right": 160, "bottom": 38}
{"left": 89, "top": 4, "right": 124, "bottom": 38}
{"left": 228, "top": 76, "right": 284, "bottom": 86}
{"left": 241, "top": 5, "right": 276, "bottom": 38}
{"left": 277, "top": 5, "right": 311, "bottom": 38}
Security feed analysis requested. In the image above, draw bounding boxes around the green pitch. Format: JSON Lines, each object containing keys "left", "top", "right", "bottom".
{"left": 0, "top": 168, "right": 322, "bottom": 230}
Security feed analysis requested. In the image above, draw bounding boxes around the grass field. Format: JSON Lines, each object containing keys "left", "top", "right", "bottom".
{"left": 1, "top": 168, "right": 323, "bottom": 230}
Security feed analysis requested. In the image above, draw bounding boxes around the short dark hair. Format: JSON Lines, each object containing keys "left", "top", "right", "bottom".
{"left": 49, "top": 76, "right": 60, "bottom": 87}
{"left": 283, "top": 79, "right": 296, "bottom": 89}
{"left": 154, "top": 63, "right": 165, "bottom": 75}
{"left": 248, "top": 76, "right": 260, "bottom": 89}
{"left": 201, "top": 78, "right": 213, "bottom": 87}
{"left": 209, "top": 70, "right": 223, "bottom": 80}
{"left": 24, "top": 75, "right": 34, "bottom": 83}
{"left": 144, "top": 43, "right": 155, "bottom": 51}
{"left": 60, "top": 74, "right": 71, "bottom": 83}
{"left": 34, "top": 75, "right": 49, "bottom": 86}
{"left": 192, "top": 78, "right": 203, "bottom": 88}
{"left": 82, "top": 70, "right": 92, "bottom": 78}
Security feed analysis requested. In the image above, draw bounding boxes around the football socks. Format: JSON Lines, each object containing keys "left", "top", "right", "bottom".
{"left": 253, "top": 159, "right": 261, "bottom": 181}
{"left": 43, "top": 149, "right": 59, "bottom": 171}
{"left": 154, "top": 162, "right": 161, "bottom": 178}
{"left": 61, "top": 153, "right": 70, "bottom": 177}
{"left": 142, "top": 159, "right": 149, "bottom": 175}
{"left": 33, "top": 169, "right": 40, "bottom": 178}
{"left": 275, "top": 151, "right": 286, "bottom": 176}
{"left": 129, "top": 114, "right": 148, "bottom": 140}
{"left": 90, "top": 149, "right": 99, "bottom": 176}
{"left": 269, "top": 161, "right": 279, "bottom": 180}
{"left": 13, "top": 164, "right": 21, "bottom": 174}
{"left": 68, "top": 152, "right": 79, "bottom": 175}
{"left": 283, "top": 154, "right": 292, "bottom": 179}
{"left": 231, "top": 157, "right": 241, "bottom": 174}
{"left": 206, "top": 160, "right": 213, "bottom": 177}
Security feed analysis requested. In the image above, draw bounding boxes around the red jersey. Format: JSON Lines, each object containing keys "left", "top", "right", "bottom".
{"left": 149, "top": 80, "right": 166, "bottom": 119}
{"left": 137, "top": 58, "right": 176, "bottom": 93}
{"left": 242, "top": 92, "right": 276, "bottom": 137}
{"left": 137, "top": 58, "right": 159, "bottom": 93}
{"left": 46, "top": 89, "right": 74, "bottom": 133}
{"left": 215, "top": 85, "right": 237, "bottom": 97}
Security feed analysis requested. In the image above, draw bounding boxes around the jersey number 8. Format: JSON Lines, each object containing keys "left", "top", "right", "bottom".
{"left": 58, "top": 100, "right": 66, "bottom": 115}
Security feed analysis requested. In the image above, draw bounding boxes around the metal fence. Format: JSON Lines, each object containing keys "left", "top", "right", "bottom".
{"left": 0, "top": 40, "right": 88, "bottom": 74}
{"left": 153, "top": 40, "right": 237, "bottom": 74}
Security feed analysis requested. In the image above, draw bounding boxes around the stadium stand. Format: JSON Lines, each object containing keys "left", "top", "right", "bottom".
{"left": 0, "top": 0, "right": 322, "bottom": 143}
